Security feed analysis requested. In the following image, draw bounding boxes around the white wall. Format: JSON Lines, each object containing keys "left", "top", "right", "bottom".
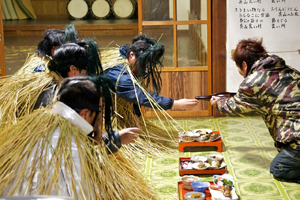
{"left": 226, "top": 0, "right": 300, "bottom": 92}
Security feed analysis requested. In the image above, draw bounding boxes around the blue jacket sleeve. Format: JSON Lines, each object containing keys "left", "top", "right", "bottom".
{"left": 105, "top": 66, "right": 174, "bottom": 110}
{"left": 102, "top": 131, "right": 121, "bottom": 154}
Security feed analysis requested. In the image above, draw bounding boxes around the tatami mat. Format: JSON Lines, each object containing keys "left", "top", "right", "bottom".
{"left": 145, "top": 117, "right": 300, "bottom": 200}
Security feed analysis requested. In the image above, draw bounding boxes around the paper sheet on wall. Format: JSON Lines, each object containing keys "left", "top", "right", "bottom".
{"left": 226, "top": 0, "right": 300, "bottom": 91}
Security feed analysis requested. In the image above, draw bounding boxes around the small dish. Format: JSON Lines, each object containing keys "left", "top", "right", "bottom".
{"left": 191, "top": 156, "right": 207, "bottom": 163}
{"left": 192, "top": 162, "right": 210, "bottom": 170}
{"left": 184, "top": 191, "right": 205, "bottom": 200}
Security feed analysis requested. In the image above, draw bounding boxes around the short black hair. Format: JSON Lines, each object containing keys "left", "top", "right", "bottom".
{"left": 35, "top": 29, "right": 65, "bottom": 57}
{"left": 58, "top": 76, "right": 100, "bottom": 112}
{"left": 35, "top": 24, "right": 78, "bottom": 57}
{"left": 58, "top": 75, "right": 115, "bottom": 140}
{"left": 48, "top": 42, "right": 88, "bottom": 78}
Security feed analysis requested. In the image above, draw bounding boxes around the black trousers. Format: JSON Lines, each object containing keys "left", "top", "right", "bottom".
{"left": 270, "top": 145, "right": 300, "bottom": 184}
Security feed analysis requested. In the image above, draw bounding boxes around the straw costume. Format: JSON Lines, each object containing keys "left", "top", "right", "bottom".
{"left": 102, "top": 34, "right": 183, "bottom": 157}
{"left": 0, "top": 76, "right": 158, "bottom": 200}
{"left": 14, "top": 24, "right": 79, "bottom": 75}
{"left": 0, "top": 40, "right": 101, "bottom": 130}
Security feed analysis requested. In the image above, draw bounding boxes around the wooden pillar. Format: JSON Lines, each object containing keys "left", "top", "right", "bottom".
{"left": 211, "top": 0, "right": 226, "bottom": 117}
{"left": 0, "top": 2, "right": 6, "bottom": 76}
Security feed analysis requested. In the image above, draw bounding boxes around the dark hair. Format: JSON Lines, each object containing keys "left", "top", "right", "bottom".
{"left": 232, "top": 38, "right": 267, "bottom": 76}
{"left": 35, "top": 29, "right": 65, "bottom": 57}
{"left": 126, "top": 34, "right": 165, "bottom": 94}
{"left": 58, "top": 76, "right": 100, "bottom": 112}
{"left": 58, "top": 75, "right": 115, "bottom": 139}
{"left": 48, "top": 42, "right": 88, "bottom": 78}
{"left": 85, "top": 39, "right": 103, "bottom": 75}
{"left": 35, "top": 24, "right": 78, "bottom": 57}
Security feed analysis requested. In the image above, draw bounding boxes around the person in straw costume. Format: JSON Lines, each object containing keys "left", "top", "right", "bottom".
{"left": 102, "top": 34, "right": 198, "bottom": 156}
{"left": 14, "top": 24, "right": 79, "bottom": 75}
{"left": 0, "top": 40, "right": 137, "bottom": 153}
{"left": 0, "top": 40, "right": 102, "bottom": 130}
{"left": 0, "top": 76, "right": 158, "bottom": 200}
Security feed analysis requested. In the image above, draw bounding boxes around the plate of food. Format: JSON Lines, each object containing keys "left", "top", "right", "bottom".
{"left": 198, "top": 132, "right": 221, "bottom": 142}
{"left": 192, "top": 162, "right": 210, "bottom": 170}
{"left": 178, "top": 131, "right": 188, "bottom": 137}
{"left": 181, "top": 161, "right": 193, "bottom": 170}
{"left": 182, "top": 137, "right": 196, "bottom": 142}
{"left": 191, "top": 156, "right": 208, "bottom": 163}
{"left": 186, "top": 131, "right": 201, "bottom": 138}
{"left": 206, "top": 154, "right": 224, "bottom": 162}
{"left": 192, "top": 129, "right": 213, "bottom": 135}
{"left": 213, "top": 174, "right": 234, "bottom": 186}
{"left": 210, "top": 174, "right": 237, "bottom": 199}
{"left": 210, "top": 160, "right": 226, "bottom": 169}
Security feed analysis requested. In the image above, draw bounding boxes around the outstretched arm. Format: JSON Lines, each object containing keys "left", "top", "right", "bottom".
{"left": 172, "top": 98, "right": 198, "bottom": 110}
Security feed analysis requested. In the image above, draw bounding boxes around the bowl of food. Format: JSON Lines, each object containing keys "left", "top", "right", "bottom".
{"left": 192, "top": 162, "right": 210, "bottom": 170}
{"left": 184, "top": 191, "right": 205, "bottom": 200}
{"left": 181, "top": 175, "right": 200, "bottom": 190}
{"left": 181, "top": 175, "right": 200, "bottom": 186}
{"left": 191, "top": 181, "right": 210, "bottom": 193}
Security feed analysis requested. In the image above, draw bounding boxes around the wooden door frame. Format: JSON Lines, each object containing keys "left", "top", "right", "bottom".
{"left": 138, "top": 0, "right": 213, "bottom": 118}
{"left": 0, "top": 2, "right": 6, "bottom": 76}
{"left": 211, "top": 0, "right": 226, "bottom": 117}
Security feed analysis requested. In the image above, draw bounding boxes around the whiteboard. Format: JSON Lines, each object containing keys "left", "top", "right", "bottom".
{"left": 226, "top": 0, "right": 300, "bottom": 91}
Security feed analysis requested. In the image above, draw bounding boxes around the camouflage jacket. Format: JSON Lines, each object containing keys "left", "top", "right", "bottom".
{"left": 216, "top": 54, "right": 300, "bottom": 151}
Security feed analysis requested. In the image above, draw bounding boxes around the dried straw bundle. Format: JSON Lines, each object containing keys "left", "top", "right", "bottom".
{"left": 101, "top": 48, "right": 183, "bottom": 157}
{"left": 0, "top": 108, "right": 158, "bottom": 200}
{"left": 14, "top": 53, "right": 50, "bottom": 76}
{"left": 0, "top": 71, "right": 61, "bottom": 127}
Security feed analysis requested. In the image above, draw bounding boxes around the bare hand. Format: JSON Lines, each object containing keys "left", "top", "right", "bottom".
{"left": 172, "top": 99, "right": 198, "bottom": 110}
{"left": 119, "top": 127, "right": 140, "bottom": 144}
{"left": 210, "top": 96, "right": 220, "bottom": 106}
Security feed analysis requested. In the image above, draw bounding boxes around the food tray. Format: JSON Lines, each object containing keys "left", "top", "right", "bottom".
{"left": 178, "top": 134, "right": 223, "bottom": 152}
{"left": 178, "top": 181, "right": 212, "bottom": 200}
{"left": 179, "top": 157, "right": 227, "bottom": 176}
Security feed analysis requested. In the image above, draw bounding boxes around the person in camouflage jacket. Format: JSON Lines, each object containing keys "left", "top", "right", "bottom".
{"left": 211, "top": 38, "right": 300, "bottom": 184}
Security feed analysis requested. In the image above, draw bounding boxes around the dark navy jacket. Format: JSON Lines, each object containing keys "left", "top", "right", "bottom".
{"left": 104, "top": 46, "right": 174, "bottom": 115}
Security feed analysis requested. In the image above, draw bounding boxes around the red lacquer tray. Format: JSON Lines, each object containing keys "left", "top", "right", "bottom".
{"left": 179, "top": 131, "right": 223, "bottom": 152}
{"left": 178, "top": 181, "right": 212, "bottom": 200}
{"left": 179, "top": 157, "right": 227, "bottom": 176}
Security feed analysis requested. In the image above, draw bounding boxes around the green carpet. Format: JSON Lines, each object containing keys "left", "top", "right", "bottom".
{"left": 143, "top": 117, "right": 300, "bottom": 200}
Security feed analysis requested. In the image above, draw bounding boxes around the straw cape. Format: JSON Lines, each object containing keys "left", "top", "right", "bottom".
{"left": 101, "top": 47, "right": 183, "bottom": 157}
{"left": 0, "top": 106, "right": 158, "bottom": 200}
{"left": 13, "top": 53, "right": 50, "bottom": 76}
{"left": 0, "top": 71, "right": 60, "bottom": 129}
